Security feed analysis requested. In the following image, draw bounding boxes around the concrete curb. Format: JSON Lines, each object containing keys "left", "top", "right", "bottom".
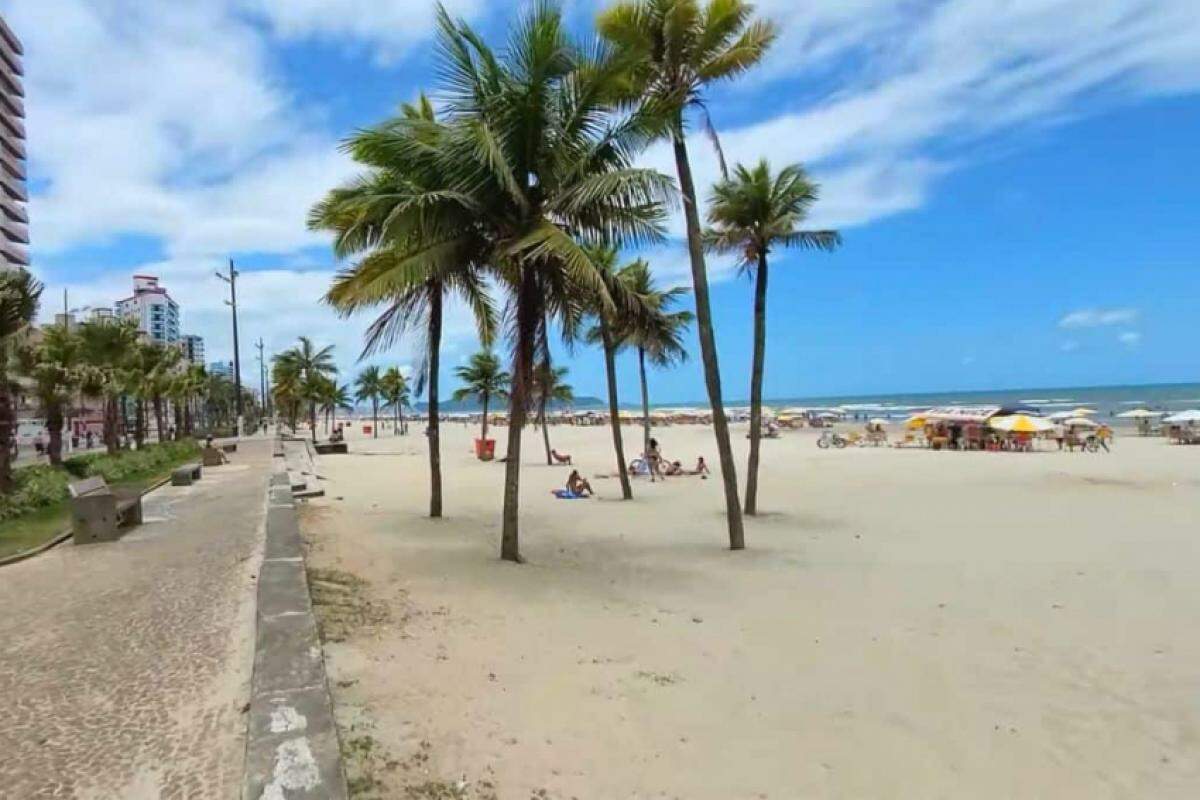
{"left": 242, "top": 442, "right": 347, "bottom": 799}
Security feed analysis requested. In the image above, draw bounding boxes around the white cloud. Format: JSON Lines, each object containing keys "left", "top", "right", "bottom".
{"left": 1060, "top": 340, "right": 1081, "bottom": 352}
{"left": 1118, "top": 331, "right": 1143, "bottom": 347}
{"left": 1058, "top": 308, "right": 1140, "bottom": 329}
{"left": 236, "top": 0, "right": 488, "bottom": 62}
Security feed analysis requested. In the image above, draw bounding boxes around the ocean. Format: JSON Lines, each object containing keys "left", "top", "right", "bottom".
{"left": 643, "top": 382, "right": 1200, "bottom": 420}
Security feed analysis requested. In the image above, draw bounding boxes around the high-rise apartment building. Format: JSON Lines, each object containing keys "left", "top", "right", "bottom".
{"left": 0, "top": 16, "right": 28, "bottom": 269}
{"left": 115, "top": 275, "right": 181, "bottom": 344}
{"left": 181, "top": 334, "right": 205, "bottom": 366}
{"left": 208, "top": 361, "right": 234, "bottom": 380}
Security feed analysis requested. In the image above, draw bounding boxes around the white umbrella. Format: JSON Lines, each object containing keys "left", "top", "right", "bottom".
{"left": 868, "top": 417, "right": 890, "bottom": 426}
{"left": 1069, "top": 407, "right": 1098, "bottom": 416}
{"left": 1117, "top": 409, "right": 1162, "bottom": 419}
{"left": 1047, "top": 411, "right": 1074, "bottom": 421}
{"left": 1164, "top": 410, "right": 1200, "bottom": 424}
{"left": 1062, "top": 417, "right": 1099, "bottom": 428}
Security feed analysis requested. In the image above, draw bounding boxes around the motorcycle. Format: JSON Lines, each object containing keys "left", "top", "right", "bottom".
{"left": 817, "top": 430, "right": 849, "bottom": 449}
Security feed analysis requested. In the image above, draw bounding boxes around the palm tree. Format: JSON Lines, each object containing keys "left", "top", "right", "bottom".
{"left": 313, "top": 95, "right": 498, "bottom": 519}
{"left": 706, "top": 160, "right": 840, "bottom": 514}
{"left": 598, "top": 0, "right": 777, "bottom": 549}
{"left": 532, "top": 362, "right": 573, "bottom": 465}
{"left": 18, "top": 323, "right": 80, "bottom": 466}
{"left": 271, "top": 359, "right": 303, "bottom": 433}
{"left": 318, "top": 380, "right": 353, "bottom": 433}
{"left": 577, "top": 248, "right": 647, "bottom": 500}
{"left": 274, "top": 336, "right": 337, "bottom": 442}
{"left": 76, "top": 317, "right": 140, "bottom": 455}
{"left": 354, "top": 366, "right": 384, "bottom": 439}
{"left": 613, "top": 259, "right": 693, "bottom": 456}
{"left": 427, "top": 6, "right": 671, "bottom": 560}
{"left": 380, "top": 367, "right": 410, "bottom": 435}
{"left": 0, "top": 268, "right": 42, "bottom": 489}
{"left": 453, "top": 351, "right": 509, "bottom": 447}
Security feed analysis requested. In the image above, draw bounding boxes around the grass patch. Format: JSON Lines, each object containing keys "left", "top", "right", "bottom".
{"left": 0, "top": 439, "right": 204, "bottom": 561}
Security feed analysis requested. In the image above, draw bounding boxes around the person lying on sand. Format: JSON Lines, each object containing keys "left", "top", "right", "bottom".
{"left": 551, "top": 449, "right": 573, "bottom": 465}
{"left": 664, "top": 460, "right": 684, "bottom": 476}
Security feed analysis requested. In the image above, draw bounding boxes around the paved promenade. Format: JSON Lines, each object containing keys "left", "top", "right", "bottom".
{"left": 0, "top": 440, "right": 271, "bottom": 799}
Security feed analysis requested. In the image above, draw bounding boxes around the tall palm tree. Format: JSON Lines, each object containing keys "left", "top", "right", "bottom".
{"left": 319, "top": 380, "right": 353, "bottom": 433}
{"left": 532, "top": 362, "right": 573, "bottom": 465}
{"left": 76, "top": 317, "right": 140, "bottom": 455}
{"left": 453, "top": 351, "right": 509, "bottom": 447}
{"left": 271, "top": 359, "right": 303, "bottom": 433}
{"left": 18, "top": 323, "right": 80, "bottom": 466}
{"left": 577, "top": 248, "right": 647, "bottom": 500}
{"left": 380, "top": 367, "right": 410, "bottom": 435}
{"left": 613, "top": 259, "right": 693, "bottom": 456}
{"left": 354, "top": 366, "right": 384, "bottom": 439}
{"left": 313, "top": 95, "right": 497, "bottom": 519}
{"left": 598, "top": 0, "right": 777, "bottom": 549}
{"left": 428, "top": 6, "right": 671, "bottom": 560}
{"left": 707, "top": 160, "right": 840, "bottom": 514}
{"left": 0, "top": 268, "right": 42, "bottom": 489}
{"left": 274, "top": 336, "right": 337, "bottom": 442}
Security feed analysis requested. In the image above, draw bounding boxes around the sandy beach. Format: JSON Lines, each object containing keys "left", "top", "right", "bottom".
{"left": 298, "top": 420, "right": 1200, "bottom": 798}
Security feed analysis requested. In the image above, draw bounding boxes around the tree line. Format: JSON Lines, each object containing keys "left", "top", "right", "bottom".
{"left": 308, "top": 0, "right": 842, "bottom": 561}
{"left": 0, "top": 270, "right": 261, "bottom": 493}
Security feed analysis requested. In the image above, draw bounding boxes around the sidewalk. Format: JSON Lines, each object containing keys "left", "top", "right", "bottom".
{"left": 0, "top": 439, "right": 272, "bottom": 798}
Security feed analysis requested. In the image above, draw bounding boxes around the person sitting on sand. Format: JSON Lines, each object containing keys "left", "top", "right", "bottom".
{"left": 690, "top": 456, "right": 710, "bottom": 476}
{"left": 565, "top": 470, "right": 593, "bottom": 497}
{"left": 551, "top": 448, "right": 572, "bottom": 465}
{"left": 664, "top": 460, "right": 684, "bottom": 476}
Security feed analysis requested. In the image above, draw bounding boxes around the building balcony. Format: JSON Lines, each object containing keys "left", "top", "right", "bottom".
{"left": 2, "top": 217, "right": 28, "bottom": 244}
{"left": 0, "top": 111, "right": 24, "bottom": 139}
{"left": 0, "top": 238, "right": 28, "bottom": 266}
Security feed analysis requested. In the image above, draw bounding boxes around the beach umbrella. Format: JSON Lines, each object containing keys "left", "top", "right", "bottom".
{"left": 904, "top": 415, "right": 927, "bottom": 430}
{"left": 1068, "top": 407, "right": 1098, "bottom": 416}
{"left": 868, "top": 417, "right": 890, "bottom": 426}
{"left": 1164, "top": 410, "right": 1200, "bottom": 424}
{"left": 1062, "top": 417, "right": 1099, "bottom": 428}
{"left": 989, "top": 414, "right": 1056, "bottom": 433}
{"left": 1117, "top": 409, "right": 1162, "bottom": 419}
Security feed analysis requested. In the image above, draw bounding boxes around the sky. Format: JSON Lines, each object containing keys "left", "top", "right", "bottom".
{"left": 6, "top": 0, "right": 1199, "bottom": 404}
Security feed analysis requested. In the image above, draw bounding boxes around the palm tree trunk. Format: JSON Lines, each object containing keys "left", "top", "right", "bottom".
{"left": 481, "top": 393, "right": 489, "bottom": 443}
{"left": 184, "top": 399, "right": 193, "bottom": 436}
{"left": 638, "top": 346, "right": 651, "bottom": 458}
{"left": 134, "top": 400, "right": 146, "bottom": 448}
{"left": 745, "top": 252, "right": 768, "bottom": 516}
{"left": 173, "top": 402, "right": 183, "bottom": 440}
{"left": 105, "top": 397, "right": 119, "bottom": 455}
{"left": 672, "top": 133, "right": 744, "bottom": 550}
{"left": 601, "top": 321, "right": 632, "bottom": 500}
{"left": 372, "top": 398, "right": 378, "bottom": 438}
{"left": 540, "top": 390, "right": 552, "bottom": 465}
{"left": 0, "top": 366, "right": 15, "bottom": 492}
{"left": 428, "top": 287, "right": 443, "bottom": 518}
{"left": 310, "top": 401, "right": 317, "bottom": 443}
{"left": 154, "top": 396, "right": 166, "bottom": 443}
{"left": 47, "top": 402, "right": 64, "bottom": 467}
{"left": 501, "top": 268, "right": 537, "bottom": 563}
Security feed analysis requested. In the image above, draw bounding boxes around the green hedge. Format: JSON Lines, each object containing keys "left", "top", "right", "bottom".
{"left": 0, "top": 440, "right": 203, "bottom": 522}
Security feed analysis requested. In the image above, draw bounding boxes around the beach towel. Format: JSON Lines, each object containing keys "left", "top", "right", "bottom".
{"left": 552, "top": 489, "right": 585, "bottom": 499}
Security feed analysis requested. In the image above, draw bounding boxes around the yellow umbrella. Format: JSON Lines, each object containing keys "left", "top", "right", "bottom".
{"left": 905, "top": 415, "right": 927, "bottom": 430}
{"left": 989, "top": 414, "right": 1055, "bottom": 433}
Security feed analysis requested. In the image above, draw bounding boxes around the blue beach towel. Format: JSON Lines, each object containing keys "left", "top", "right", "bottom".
{"left": 552, "top": 489, "right": 585, "bottom": 500}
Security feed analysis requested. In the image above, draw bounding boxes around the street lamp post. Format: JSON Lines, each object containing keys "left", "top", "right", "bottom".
{"left": 256, "top": 337, "right": 267, "bottom": 431}
{"left": 215, "top": 260, "right": 244, "bottom": 437}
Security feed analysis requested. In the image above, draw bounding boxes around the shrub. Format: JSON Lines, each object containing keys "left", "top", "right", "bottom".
{"left": 0, "top": 465, "right": 71, "bottom": 522}
{"left": 1, "top": 440, "right": 203, "bottom": 522}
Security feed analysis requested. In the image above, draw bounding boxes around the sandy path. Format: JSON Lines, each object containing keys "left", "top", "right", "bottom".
{"left": 301, "top": 422, "right": 1200, "bottom": 799}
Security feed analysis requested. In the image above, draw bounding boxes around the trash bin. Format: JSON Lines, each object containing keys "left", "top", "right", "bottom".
{"left": 475, "top": 438, "right": 495, "bottom": 460}
{"left": 362, "top": 424, "right": 372, "bottom": 435}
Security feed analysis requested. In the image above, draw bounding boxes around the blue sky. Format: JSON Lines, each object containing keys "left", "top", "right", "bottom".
{"left": 6, "top": 0, "right": 1199, "bottom": 404}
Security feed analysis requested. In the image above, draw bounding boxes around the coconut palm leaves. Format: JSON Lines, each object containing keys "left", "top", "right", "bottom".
{"left": 453, "top": 351, "right": 509, "bottom": 444}
{"left": 273, "top": 337, "right": 337, "bottom": 442}
{"left": 16, "top": 324, "right": 80, "bottom": 466}
{"left": 706, "top": 159, "right": 840, "bottom": 514}
{"left": 380, "top": 367, "right": 410, "bottom": 435}
{"left": 598, "top": 0, "right": 776, "bottom": 550}
{"left": 0, "top": 269, "right": 42, "bottom": 488}
{"left": 355, "top": 365, "right": 385, "bottom": 439}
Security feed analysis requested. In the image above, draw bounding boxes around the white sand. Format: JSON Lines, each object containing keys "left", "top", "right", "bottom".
{"left": 299, "top": 419, "right": 1200, "bottom": 798}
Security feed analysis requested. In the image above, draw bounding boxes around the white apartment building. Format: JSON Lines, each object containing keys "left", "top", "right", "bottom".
{"left": 181, "top": 334, "right": 204, "bottom": 366}
{"left": 115, "top": 275, "right": 180, "bottom": 344}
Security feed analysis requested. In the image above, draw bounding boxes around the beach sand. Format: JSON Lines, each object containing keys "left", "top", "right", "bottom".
{"left": 298, "top": 419, "right": 1200, "bottom": 798}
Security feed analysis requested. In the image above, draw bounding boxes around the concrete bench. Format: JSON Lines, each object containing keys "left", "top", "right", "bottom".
{"left": 171, "top": 462, "right": 202, "bottom": 486}
{"left": 314, "top": 441, "right": 348, "bottom": 455}
{"left": 68, "top": 476, "right": 143, "bottom": 545}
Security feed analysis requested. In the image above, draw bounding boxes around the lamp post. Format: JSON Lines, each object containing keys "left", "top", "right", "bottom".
{"left": 256, "top": 337, "right": 267, "bottom": 431}
{"left": 215, "top": 260, "right": 243, "bottom": 437}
